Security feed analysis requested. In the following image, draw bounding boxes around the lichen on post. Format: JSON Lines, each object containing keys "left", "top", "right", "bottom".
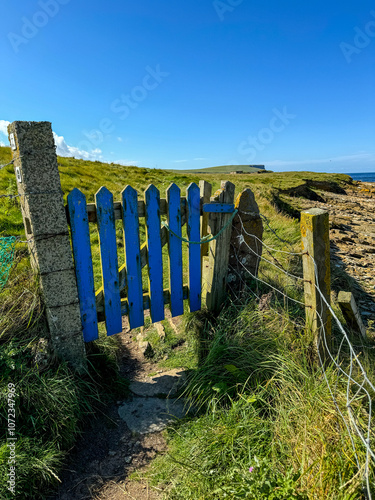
{"left": 301, "top": 208, "right": 332, "bottom": 364}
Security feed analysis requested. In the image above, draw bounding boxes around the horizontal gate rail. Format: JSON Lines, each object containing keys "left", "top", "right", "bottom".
{"left": 84, "top": 197, "right": 187, "bottom": 223}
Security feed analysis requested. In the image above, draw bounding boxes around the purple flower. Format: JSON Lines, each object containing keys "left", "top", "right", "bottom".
{"left": 249, "top": 467, "right": 254, "bottom": 473}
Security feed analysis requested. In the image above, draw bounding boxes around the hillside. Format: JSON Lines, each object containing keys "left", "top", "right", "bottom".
{"left": 0, "top": 146, "right": 351, "bottom": 216}
{"left": 172, "top": 164, "right": 266, "bottom": 174}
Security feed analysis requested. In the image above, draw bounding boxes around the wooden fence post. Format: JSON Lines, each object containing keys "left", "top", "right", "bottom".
{"left": 205, "top": 181, "right": 235, "bottom": 313}
{"left": 301, "top": 208, "right": 332, "bottom": 363}
{"left": 199, "top": 180, "right": 212, "bottom": 264}
{"left": 7, "top": 121, "right": 87, "bottom": 372}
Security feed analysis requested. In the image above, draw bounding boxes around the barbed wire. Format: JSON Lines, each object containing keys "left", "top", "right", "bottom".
{"left": 229, "top": 212, "right": 374, "bottom": 499}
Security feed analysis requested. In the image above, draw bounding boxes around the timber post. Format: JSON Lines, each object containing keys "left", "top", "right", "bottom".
{"left": 301, "top": 208, "right": 332, "bottom": 363}
{"left": 7, "top": 121, "right": 87, "bottom": 373}
{"left": 199, "top": 180, "right": 212, "bottom": 264}
{"left": 205, "top": 180, "right": 235, "bottom": 313}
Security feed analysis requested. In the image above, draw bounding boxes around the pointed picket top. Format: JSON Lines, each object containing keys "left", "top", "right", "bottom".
{"left": 121, "top": 184, "right": 138, "bottom": 204}
{"left": 95, "top": 185, "right": 114, "bottom": 205}
{"left": 166, "top": 182, "right": 181, "bottom": 197}
{"left": 145, "top": 183, "right": 161, "bottom": 203}
{"left": 67, "top": 187, "right": 85, "bottom": 202}
{"left": 166, "top": 182, "right": 184, "bottom": 317}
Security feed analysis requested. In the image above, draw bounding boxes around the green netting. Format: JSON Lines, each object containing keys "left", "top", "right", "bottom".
{"left": 0, "top": 236, "right": 17, "bottom": 290}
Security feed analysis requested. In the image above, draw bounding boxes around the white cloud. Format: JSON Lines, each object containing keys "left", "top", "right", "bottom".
{"left": 117, "top": 137, "right": 123, "bottom": 142}
{"left": 0, "top": 121, "right": 103, "bottom": 161}
{"left": 172, "top": 159, "right": 188, "bottom": 163}
{"left": 194, "top": 157, "right": 208, "bottom": 161}
{"left": 0, "top": 120, "right": 10, "bottom": 137}
{"left": 53, "top": 132, "right": 103, "bottom": 161}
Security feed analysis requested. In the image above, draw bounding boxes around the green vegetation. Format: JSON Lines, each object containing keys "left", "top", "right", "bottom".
{"left": 146, "top": 296, "right": 375, "bottom": 499}
{"left": 0, "top": 145, "right": 373, "bottom": 499}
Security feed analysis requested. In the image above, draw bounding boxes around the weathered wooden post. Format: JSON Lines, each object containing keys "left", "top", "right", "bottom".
{"left": 7, "top": 121, "right": 87, "bottom": 372}
{"left": 205, "top": 181, "right": 235, "bottom": 313}
{"left": 199, "top": 180, "right": 212, "bottom": 264}
{"left": 228, "top": 188, "right": 263, "bottom": 295}
{"left": 301, "top": 208, "right": 332, "bottom": 363}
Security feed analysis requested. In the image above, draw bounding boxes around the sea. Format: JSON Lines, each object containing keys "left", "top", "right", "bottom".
{"left": 347, "top": 172, "right": 375, "bottom": 182}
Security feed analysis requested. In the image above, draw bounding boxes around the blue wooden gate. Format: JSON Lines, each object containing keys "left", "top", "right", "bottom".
{"left": 67, "top": 182, "right": 235, "bottom": 342}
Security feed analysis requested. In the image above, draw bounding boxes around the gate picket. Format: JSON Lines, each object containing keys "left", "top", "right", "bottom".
{"left": 95, "top": 187, "right": 122, "bottom": 335}
{"left": 166, "top": 183, "right": 184, "bottom": 317}
{"left": 67, "top": 188, "right": 98, "bottom": 342}
{"left": 122, "top": 186, "right": 144, "bottom": 329}
{"left": 187, "top": 183, "right": 201, "bottom": 312}
{"left": 145, "top": 185, "right": 165, "bottom": 323}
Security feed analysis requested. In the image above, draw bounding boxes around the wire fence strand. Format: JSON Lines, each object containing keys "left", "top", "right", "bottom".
{"left": 226, "top": 212, "right": 375, "bottom": 499}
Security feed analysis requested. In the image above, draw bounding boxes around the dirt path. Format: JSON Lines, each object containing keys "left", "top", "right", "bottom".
{"left": 51, "top": 317, "right": 187, "bottom": 500}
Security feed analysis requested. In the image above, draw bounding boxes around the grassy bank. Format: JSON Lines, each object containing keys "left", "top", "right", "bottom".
{"left": 146, "top": 297, "right": 375, "bottom": 499}
{"left": 1, "top": 145, "right": 372, "bottom": 498}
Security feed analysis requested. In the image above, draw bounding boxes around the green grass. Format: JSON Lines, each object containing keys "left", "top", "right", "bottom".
{"left": 0, "top": 257, "right": 129, "bottom": 499}
{"left": 146, "top": 299, "right": 375, "bottom": 499}
{"left": 0, "top": 145, "right": 370, "bottom": 499}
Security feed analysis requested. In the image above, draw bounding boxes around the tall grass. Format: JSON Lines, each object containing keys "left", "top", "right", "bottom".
{"left": 0, "top": 256, "right": 128, "bottom": 499}
{"left": 148, "top": 299, "right": 374, "bottom": 499}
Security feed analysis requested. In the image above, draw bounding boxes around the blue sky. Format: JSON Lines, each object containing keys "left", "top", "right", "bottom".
{"left": 1, "top": 1, "right": 374, "bottom": 172}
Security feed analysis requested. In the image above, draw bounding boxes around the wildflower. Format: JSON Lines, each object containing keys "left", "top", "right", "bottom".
{"left": 249, "top": 467, "right": 254, "bottom": 473}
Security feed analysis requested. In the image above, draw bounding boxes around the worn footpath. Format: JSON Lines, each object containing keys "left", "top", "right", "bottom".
{"left": 51, "top": 314, "right": 189, "bottom": 500}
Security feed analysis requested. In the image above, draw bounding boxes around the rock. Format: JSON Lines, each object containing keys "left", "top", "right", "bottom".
{"left": 258, "top": 292, "right": 272, "bottom": 311}
{"left": 137, "top": 333, "right": 154, "bottom": 357}
{"left": 229, "top": 188, "right": 263, "bottom": 294}
{"left": 118, "top": 397, "right": 190, "bottom": 434}
{"left": 125, "top": 456, "right": 132, "bottom": 464}
{"left": 139, "top": 341, "right": 154, "bottom": 358}
{"left": 30, "top": 338, "right": 51, "bottom": 371}
{"left": 129, "top": 369, "right": 187, "bottom": 398}
{"left": 155, "top": 322, "right": 166, "bottom": 341}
